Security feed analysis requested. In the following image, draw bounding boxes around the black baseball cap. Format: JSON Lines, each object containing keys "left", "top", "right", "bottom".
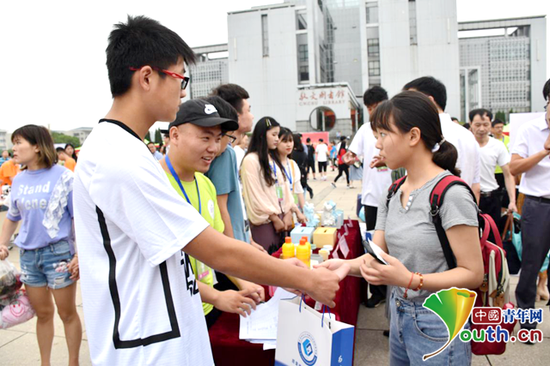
{"left": 168, "top": 99, "right": 239, "bottom": 132}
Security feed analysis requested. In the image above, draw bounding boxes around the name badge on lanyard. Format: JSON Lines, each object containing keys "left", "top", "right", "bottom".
{"left": 273, "top": 161, "right": 284, "bottom": 202}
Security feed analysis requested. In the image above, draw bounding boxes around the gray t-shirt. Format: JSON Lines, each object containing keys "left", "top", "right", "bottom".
{"left": 375, "top": 171, "right": 478, "bottom": 300}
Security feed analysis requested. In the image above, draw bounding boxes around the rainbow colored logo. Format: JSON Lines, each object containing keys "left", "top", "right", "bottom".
{"left": 422, "top": 288, "right": 477, "bottom": 361}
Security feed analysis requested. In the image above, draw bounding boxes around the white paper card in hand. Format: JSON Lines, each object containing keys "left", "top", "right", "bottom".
{"left": 368, "top": 239, "right": 388, "bottom": 265}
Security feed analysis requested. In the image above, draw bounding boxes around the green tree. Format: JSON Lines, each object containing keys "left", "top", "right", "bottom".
{"left": 155, "top": 128, "right": 162, "bottom": 144}
{"left": 144, "top": 131, "right": 151, "bottom": 142}
{"left": 51, "top": 132, "right": 81, "bottom": 147}
{"left": 495, "top": 111, "right": 506, "bottom": 123}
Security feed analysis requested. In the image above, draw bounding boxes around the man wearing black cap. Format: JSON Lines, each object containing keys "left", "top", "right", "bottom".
{"left": 160, "top": 99, "right": 263, "bottom": 328}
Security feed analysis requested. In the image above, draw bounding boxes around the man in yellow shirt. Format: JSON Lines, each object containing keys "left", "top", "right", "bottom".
{"left": 160, "top": 98, "right": 264, "bottom": 328}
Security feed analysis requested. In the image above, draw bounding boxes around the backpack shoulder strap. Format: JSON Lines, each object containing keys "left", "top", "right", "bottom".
{"left": 386, "top": 176, "right": 407, "bottom": 208}
{"left": 429, "top": 175, "right": 476, "bottom": 270}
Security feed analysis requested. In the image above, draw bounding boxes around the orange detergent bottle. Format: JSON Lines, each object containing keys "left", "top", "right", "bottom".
{"left": 296, "top": 241, "right": 311, "bottom": 268}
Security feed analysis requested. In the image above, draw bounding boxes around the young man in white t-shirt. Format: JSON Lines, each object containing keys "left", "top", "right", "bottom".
{"left": 74, "top": 16, "right": 348, "bottom": 366}
{"left": 404, "top": 77, "right": 481, "bottom": 203}
{"left": 469, "top": 108, "right": 517, "bottom": 225}
{"left": 510, "top": 79, "right": 550, "bottom": 333}
{"left": 315, "top": 138, "right": 329, "bottom": 180}
{"left": 344, "top": 86, "right": 392, "bottom": 309}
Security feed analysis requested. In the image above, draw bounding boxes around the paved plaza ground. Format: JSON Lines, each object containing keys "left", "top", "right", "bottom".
{"left": 0, "top": 167, "right": 548, "bottom": 365}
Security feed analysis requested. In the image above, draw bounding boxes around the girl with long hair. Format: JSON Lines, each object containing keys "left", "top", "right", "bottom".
{"left": 0, "top": 125, "right": 82, "bottom": 366}
{"left": 64, "top": 143, "right": 78, "bottom": 162}
{"left": 318, "top": 91, "right": 483, "bottom": 365}
{"left": 274, "top": 128, "right": 307, "bottom": 215}
{"left": 241, "top": 117, "right": 299, "bottom": 253}
{"left": 332, "top": 137, "right": 350, "bottom": 188}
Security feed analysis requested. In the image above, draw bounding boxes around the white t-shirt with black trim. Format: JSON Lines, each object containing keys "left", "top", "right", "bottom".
{"left": 74, "top": 120, "right": 212, "bottom": 366}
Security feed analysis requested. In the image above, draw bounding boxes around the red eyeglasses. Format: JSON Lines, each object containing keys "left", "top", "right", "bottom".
{"left": 129, "top": 66, "right": 190, "bottom": 90}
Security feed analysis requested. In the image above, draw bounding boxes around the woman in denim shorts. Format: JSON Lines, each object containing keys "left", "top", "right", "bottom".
{"left": 319, "top": 91, "right": 484, "bottom": 365}
{"left": 0, "top": 125, "right": 81, "bottom": 366}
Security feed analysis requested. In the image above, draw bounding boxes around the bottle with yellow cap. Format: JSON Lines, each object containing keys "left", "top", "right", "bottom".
{"left": 296, "top": 241, "right": 311, "bottom": 268}
{"left": 282, "top": 236, "right": 295, "bottom": 260}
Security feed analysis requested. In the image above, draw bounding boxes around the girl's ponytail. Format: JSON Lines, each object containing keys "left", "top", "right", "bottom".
{"left": 431, "top": 139, "right": 460, "bottom": 177}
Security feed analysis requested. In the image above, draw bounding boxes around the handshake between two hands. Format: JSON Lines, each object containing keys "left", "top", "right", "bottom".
{"left": 310, "top": 250, "right": 413, "bottom": 302}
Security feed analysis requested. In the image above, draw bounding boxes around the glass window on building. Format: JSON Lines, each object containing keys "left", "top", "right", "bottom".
{"left": 367, "top": 38, "right": 379, "bottom": 57}
{"left": 299, "top": 66, "right": 309, "bottom": 82}
{"left": 261, "top": 14, "right": 269, "bottom": 57}
{"left": 368, "top": 60, "right": 380, "bottom": 76}
{"left": 297, "top": 12, "right": 307, "bottom": 30}
{"left": 366, "top": 2, "right": 378, "bottom": 24}
{"left": 299, "top": 44, "right": 309, "bottom": 62}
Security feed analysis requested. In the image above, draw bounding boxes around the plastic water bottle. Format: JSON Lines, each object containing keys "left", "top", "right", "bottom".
{"left": 282, "top": 236, "right": 295, "bottom": 260}
{"left": 296, "top": 241, "right": 311, "bottom": 268}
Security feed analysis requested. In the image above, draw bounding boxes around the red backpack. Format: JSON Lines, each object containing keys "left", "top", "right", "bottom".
{"left": 387, "top": 174, "right": 515, "bottom": 355}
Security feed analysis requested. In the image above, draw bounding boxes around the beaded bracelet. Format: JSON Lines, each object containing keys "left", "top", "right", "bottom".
{"left": 413, "top": 272, "right": 424, "bottom": 292}
{"left": 403, "top": 272, "right": 415, "bottom": 299}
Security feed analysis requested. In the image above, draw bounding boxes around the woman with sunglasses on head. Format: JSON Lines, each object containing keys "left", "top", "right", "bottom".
{"left": 318, "top": 91, "right": 483, "bottom": 365}
{"left": 274, "top": 128, "right": 307, "bottom": 216}
{"left": 0, "top": 125, "right": 81, "bottom": 366}
{"left": 241, "top": 118, "right": 302, "bottom": 254}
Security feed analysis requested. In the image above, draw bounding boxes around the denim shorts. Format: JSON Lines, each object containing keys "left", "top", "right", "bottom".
{"left": 19, "top": 241, "right": 75, "bottom": 290}
{"left": 389, "top": 289, "right": 471, "bottom": 366}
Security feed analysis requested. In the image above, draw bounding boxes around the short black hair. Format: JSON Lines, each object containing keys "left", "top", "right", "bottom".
{"left": 451, "top": 117, "right": 459, "bottom": 123}
{"left": 210, "top": 84, "right": 250, "bottom": 114}
{"left": 306, "top": 137, "right": 311, "bottom": 143}
{"left": 56, "top": 147, "right": 66, "bottom": 153}
{"left": 371, "top": 91, "right": 459, "bottom": 176}
{"left": 463, "top": 123, "right": 471, "bottom": 130}
{"left": 492, "top": 118, "right": 504, "bottom": 128}
{"left": 319, "top": 138, "right": 324, "bottom": 142}
{"left": 543, "top": 78, "right": 550, "bottom": 101}
{"left": 106, "top": 15, "right": 196, "bottom": 97}
{"left": 469, "top": 108, "right": 493, "bottom": 122}
{"left": 403, "top": 76, "right": 447, "bottom": 111}
{"left": 363, "top": 86, "right": 388, "bottom": 107}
